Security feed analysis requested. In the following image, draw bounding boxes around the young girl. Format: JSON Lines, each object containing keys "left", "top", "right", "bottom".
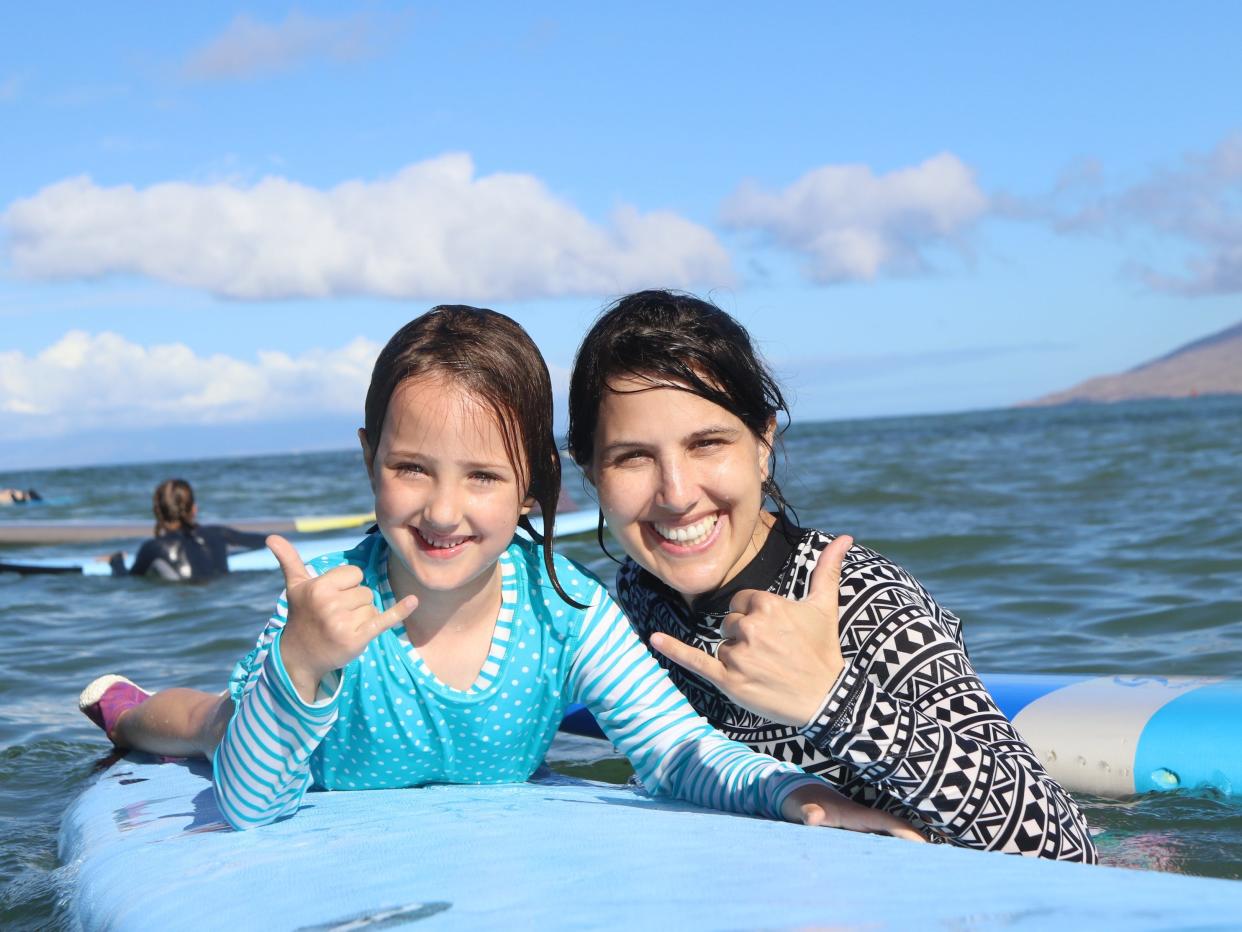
{"left": 80, "top": 305, "right": 921, "bottom": 839}
{"left": 565, "top": 290, "right": 1099, "bottom": 862}
{"left": 107, "top": 478, "right": 269, "bottom": 580}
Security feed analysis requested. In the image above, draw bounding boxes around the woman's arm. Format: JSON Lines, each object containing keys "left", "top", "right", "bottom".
{"left": 800, "top": 543, "right": 1097, "bottom": 860}
{"left": 568, "top": 584, "right": 918, "bottom": 835}
{"left": 652, "top": 536, "right": 1097, "bottom": 861}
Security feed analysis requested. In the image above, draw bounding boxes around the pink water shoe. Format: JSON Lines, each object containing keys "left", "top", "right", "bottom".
{"left": 78, "top": 674, "right": 152, "bottom": 745}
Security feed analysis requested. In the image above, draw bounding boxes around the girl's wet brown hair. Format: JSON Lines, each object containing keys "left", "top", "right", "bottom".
{"left": 153, "top": 478, "right": 196, "bottom": 537}
{"left": 567, "top": 290, "right": 794, "bottom": 529}
{"left": 364, "top": 306, "right": 583, "bottom": 607}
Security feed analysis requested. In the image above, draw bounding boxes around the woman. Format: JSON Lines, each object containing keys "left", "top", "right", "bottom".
{"left": 566, "top": 290, "right": 1098, "bottom": 862}
{"left": 110, "top": 478, "right": 268, "bottom": 580}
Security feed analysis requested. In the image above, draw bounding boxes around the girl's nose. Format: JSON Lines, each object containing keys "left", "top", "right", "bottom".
{"left": 423, "top": 483, "right": 463, "bottom": 529}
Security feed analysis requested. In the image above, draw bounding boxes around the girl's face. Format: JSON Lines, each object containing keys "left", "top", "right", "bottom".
{"left": 589, "top": 376, "right": 774, "bottom": 603}
{"left": 362, "top": 377, "right": 531, "bottom": 601}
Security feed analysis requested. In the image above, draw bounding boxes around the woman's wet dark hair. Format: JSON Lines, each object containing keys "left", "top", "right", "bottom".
{"left": 365, "top": 305, "right": 583, "bottom": 608}
{"left": 153, "top": 478, "right": 196, "bottom": 537}
{"left": 567, "top": 290, "right": 794, "bottom": 528}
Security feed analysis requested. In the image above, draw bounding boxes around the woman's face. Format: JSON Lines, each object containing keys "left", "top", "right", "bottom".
{"left": 589, "top": 376, "right": 774, "bottom": 603}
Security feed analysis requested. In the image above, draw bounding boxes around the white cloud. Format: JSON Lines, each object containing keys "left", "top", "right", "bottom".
{"left": 0, "top": 331, "right": 379, "bottom": 439}
{"left": 182, "top": 11, "right": 380, "bottom": 80}
{"left": 720, "top": 153, "right": 988, "bottom": 283}
{"left": 1, "top": 154, "right": 734, "bottom": 301}
{"left": 1016, "top": 133, "right": 1242, "bottom": 296}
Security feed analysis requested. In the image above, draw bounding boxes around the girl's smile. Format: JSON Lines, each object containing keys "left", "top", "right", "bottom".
{"left": 362, "top": 376, "right": 531, "bottom": 607}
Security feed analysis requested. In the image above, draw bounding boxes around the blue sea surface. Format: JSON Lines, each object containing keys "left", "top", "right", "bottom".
{"left": 2, "top": 397, "right": 1240, "bottom": 927}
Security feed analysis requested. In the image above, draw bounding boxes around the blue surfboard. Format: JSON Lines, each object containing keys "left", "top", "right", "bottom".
{"left": 60, "top": 754, "right": 1242, "bottom": 930}
{"left": 563, "top": 672, "right": 1242, "bottom": 800}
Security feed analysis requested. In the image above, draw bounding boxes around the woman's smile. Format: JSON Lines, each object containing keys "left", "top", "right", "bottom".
{"left": 647, "top": 511, "right": 724, "bottom": 552}
{"left": 591, "top": 377, "right": 774, "bottom": 602}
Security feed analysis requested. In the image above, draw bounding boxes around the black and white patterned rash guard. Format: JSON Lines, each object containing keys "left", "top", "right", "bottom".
{"left": 616, "top": 518, "right": 1099, "bottom": 862}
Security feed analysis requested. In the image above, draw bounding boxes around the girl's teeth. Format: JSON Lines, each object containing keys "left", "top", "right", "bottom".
{"left": 418, "top": 528, "right": 466, "bottom": 548}
{"left": 655, "top": 514, "right": 718, "bottom": 545}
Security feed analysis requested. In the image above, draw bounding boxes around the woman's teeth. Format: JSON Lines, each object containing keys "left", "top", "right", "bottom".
{"left": 654, "top": 514, "right": 718, "bottom": 545}
{"left": 417, "top": 528, "right": 468, "bottom": 549}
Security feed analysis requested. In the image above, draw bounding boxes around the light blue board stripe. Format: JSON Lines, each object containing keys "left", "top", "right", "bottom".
{"left": 1135, "top": 679, "right": 1242, "bottom": 794}
{"left": 10, "top": 509, "right": 599, "bottom": 577}
{"left": 60, "top": 756, "right": 1242, "bottom": 930}
{"left": 979, "top": 672, "right": 1087, "bottom": 721}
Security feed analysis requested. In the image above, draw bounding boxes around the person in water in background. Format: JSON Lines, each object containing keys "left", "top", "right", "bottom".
{"left": 0, "top": 487, "right": 43, "bottom": 504}
{"left": 80, "top": 306, "right": 922, "bottom": 840}
{"left": 109, "top": 478, "right": 268, "bottom": 581}
{"left": 566, "top": 290, "right": 1098, "bottom": 862}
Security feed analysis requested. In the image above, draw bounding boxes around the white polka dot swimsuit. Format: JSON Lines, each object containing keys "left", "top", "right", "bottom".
{"left": 213, "top": 533, "right": 819, "bottom": 829}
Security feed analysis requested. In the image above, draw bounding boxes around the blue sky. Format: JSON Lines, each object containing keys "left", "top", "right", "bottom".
{"left": 3, "top": 3, "right": 1240, "bottom": 470}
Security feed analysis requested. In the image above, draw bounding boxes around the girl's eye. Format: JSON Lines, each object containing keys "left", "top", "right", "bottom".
{"left": 394, "top": 463, "right": 426, "bottom": 476}
{"left": 470, "top": 472, "right": 501, "bottom": 484}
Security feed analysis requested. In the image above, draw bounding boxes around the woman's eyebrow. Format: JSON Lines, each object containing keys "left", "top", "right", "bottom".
{"left": 686, "top": 425, "right": 741, "bottom": 440}
{"left": 601, "top": 425, "right": 741, "bottom": 456}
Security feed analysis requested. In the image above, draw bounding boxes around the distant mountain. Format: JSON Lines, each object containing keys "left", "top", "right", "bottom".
{"left": 1021, "top": 320, "right": 1242, "bottom": 407}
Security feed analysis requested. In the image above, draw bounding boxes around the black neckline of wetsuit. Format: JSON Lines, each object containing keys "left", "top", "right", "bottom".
{"left": 688, "top": 513, "right": 805, "bottom": 616}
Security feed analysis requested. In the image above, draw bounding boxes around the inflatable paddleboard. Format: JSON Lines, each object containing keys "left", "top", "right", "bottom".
{"left": 0, "top": 508, "right": 600, "bottom": 576}
{"left": 562, "top": 672, "right": 1242, "bottom": 800}
{"left": 59, "top": 755, "right": 1242, "bottom": 930}
{"left": 0, "top": 491, "right": 595, "bottom": 545}
{"left": 0, "top": 512, "right": 378, "bottom": 545}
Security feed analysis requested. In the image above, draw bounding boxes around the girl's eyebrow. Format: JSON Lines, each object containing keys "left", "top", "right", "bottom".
{"left": 385, "top": 449, "right": 514, "bottom": 471}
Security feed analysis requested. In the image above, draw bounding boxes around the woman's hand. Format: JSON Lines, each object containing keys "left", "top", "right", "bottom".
{"left": 650, "top": 534, "right": 852, "bottom": 726}
{"left": 781, "top": 781, "right": 926, "bottom": 842}
{"left": 267, "top": 535, "right": 418, "bottom": 703}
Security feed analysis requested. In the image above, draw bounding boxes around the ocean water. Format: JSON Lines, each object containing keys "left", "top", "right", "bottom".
{"left": 2, "top": 396, "right": 1240, "bottom": 927}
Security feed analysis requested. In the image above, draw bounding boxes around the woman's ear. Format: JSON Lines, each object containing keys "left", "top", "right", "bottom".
{"left": 758, "top": 417, "right": 777, "bottom": 481}
{"left": 358, "top": 429, "right": 376, "bottom": 488}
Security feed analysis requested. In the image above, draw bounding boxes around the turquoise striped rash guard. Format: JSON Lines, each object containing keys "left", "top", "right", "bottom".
{"left": 213, "top": 533, "right": 821, "bottom": 830}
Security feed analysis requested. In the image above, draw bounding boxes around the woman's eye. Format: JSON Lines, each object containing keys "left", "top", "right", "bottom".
{"left": 612, "top": 450, "right": 651, "bottom": 467}
{"left": 692, "top": 438, "right": 726, "bottom": 451}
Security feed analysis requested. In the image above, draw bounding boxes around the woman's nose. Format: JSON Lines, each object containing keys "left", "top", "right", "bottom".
{"left": 655, "top": 460, "right": 698, "bottom": 513}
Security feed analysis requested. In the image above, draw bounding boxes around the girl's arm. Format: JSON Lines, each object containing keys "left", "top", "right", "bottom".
{"left": 567, "top": 585, "right": 833, "bottom": 821}
{"left": 211, "top": 587, "right": 341, "bottom": 830}
{"left": 123, "top": 539, "right": 159, "bottom": 576}
{"left": 218, "top": 525, "right": 271, "bottom": 551}
{"left": 213, "top": 536, "right": 414, "bottom": 831}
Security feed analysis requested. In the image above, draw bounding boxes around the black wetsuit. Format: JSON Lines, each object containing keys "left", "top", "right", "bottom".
{"left": 112, "top": 526, "right": 268, "bottom": 581}
{"left": 617, "top": 517, "right": 1099, "bottom": 862}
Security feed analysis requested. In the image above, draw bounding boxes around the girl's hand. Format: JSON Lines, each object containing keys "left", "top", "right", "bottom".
{"left": 782, "top": 782, "right": 926, "bottom": 842}
{"left": 267, "top": 535, "right": 418, "bottom": 703}
{"left": 650, "top": 535, "right": 852, "bottom": 726}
